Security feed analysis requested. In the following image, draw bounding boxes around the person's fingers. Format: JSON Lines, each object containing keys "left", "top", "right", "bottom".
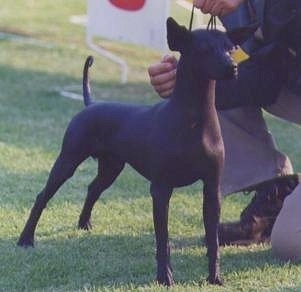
{"left": 153, "top": 78, "right": 176, "bottom": 97}
{"left": 201, "top": 0, "right": 216, "bottom": 14}
{"left": 159, "top": 89, "right": 174, "bottom": 98}
{"left": 162, "top": 55, "right": 178, "bottom": 68}
{"left": 148, "top": 55, "right": 176, "bottom": 77}
{"left": 219, "top": 7, "right": 227, "bottom": 17}
{"left": 148, "top": 62, "right": 171, "bottom": 79}
{"left": 194, "top": 0, "right": 244, "bottom": 16}
{"left": 193, "top": 0, "right": 206, "bottom": 9}
{"left": 148, "top": 55, "right": 177, "bottom": 97}
{"left": 154, "top": 78, "right": 176, "bottom": 92}
{"left": 210, "top": 2, "right": 224, "bottom": 16}
{"left": 150, "top": 67, "right": 176, "bottom": 87}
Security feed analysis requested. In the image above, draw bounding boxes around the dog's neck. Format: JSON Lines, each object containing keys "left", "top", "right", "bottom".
{"left": 172, "top": 57, "right": 216, "bottom": 110}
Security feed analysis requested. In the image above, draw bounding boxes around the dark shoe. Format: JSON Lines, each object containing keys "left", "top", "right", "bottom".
{"left": 219, "top": 174, "right": 301, "bottom": 246}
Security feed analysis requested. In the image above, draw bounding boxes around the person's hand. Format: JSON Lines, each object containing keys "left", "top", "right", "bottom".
{"left": 148, "top": 55, "right": 177, "bottom": 98}
{"left": 193, "top": 0, "right": 245, "bottom": 16}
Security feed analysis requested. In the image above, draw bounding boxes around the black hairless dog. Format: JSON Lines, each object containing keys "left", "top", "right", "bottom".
{"left": 18, "top": 18, "right": 248, "bottom": 285}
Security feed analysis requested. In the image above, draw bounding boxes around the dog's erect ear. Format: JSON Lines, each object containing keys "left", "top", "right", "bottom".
{"left": 167, "top": 17, "right": 191, "bottom": 52}
{"left": 227, "top": 22, "right": 259, "bottom": 45}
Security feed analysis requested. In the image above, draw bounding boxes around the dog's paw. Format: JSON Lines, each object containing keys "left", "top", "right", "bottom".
{"left": 207, "top": 274, "right": 223, "bottom": 286}
{"left": 156, "top": 265, "right": 175, "bottom": 286}
{"left": 17, "top": 236, "right": 35, "bottom": 248}
{"left": 78, "top": 219, "right": 92, "bottom": 230}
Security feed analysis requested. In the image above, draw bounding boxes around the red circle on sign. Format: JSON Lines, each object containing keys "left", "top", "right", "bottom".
{"left": 109, "top": 0, "right": 146, "bottom": 11}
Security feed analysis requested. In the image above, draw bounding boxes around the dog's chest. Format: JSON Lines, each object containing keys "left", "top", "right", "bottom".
{"left": 149, "top": 108, "right": 223, "bottom": 183}
{"left": 151, "top": 125, "right": 220, "bottom": 176}
{"left": 163, "top": 131, "right": 220, "bottom": 164}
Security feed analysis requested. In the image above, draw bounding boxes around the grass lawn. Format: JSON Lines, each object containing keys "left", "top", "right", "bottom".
{"left": 1, "top": 1, "right": 301, "bottom": 291}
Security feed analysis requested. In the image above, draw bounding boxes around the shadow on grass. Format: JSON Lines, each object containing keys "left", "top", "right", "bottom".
{"left": 0, "top": 230, "right": 294, "bottom": 291}
{"left": 0, "top": 64, "right": 158, "bottom": 153}
{"left": 0, "top": 162, "right": 153, "bottom": 209}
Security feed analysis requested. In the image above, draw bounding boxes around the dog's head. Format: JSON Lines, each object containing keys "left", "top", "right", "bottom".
{"left": 166, "top": 17, "right": 256, "bottom": 80}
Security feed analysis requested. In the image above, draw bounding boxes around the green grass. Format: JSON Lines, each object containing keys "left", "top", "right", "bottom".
{"left": 1, "top": 1, "right": 301, "bottom": 291}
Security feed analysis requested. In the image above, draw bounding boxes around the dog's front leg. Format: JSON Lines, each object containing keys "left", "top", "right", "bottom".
{"left": 150, "top": 183, "right": 174, "bottom": 286}
{"left": 203, "top": 179, "right": 223, "bottom": 285}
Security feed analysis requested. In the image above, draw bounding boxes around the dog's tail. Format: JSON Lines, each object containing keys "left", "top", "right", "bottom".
{"left": 83, "top": 56, "right": 94, "bottom": 106}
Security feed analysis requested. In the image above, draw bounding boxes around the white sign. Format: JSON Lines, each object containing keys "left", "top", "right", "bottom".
{"left": 87, "top": 0, "right": 170, "bottom": 51}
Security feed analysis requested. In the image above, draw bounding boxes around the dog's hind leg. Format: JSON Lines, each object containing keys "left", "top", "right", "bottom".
{"left": 17, "top": 152, "right": 87, "bottom": 247}
{"left": 150, "top": 183, "right": 174, "bottom": 286}
{"left": 203, "top": 176, "right": 223, "bottom": 285}
{"left": 78, "top": 155, "right": 125, "bottom": 230}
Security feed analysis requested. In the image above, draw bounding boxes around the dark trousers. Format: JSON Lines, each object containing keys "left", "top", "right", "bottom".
{"left": 215, "top": 57, "right": 286, "bottom": 110}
